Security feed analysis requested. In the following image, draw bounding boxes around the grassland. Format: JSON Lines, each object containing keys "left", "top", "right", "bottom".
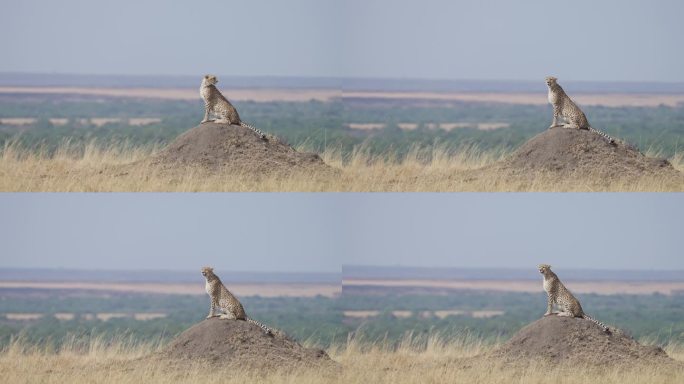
{"left": 0, "top": 86, "right": 338, "bottom": 102}
{"left": 0, "top": 281, "right": 339, "bottom": 297}
{"left": 1, "top": 87, "right": 683, "bottom": 191}
{"left": 4, "top": 86, "right": 684, "bottom": 106}
{"left": 1, "top": 333, "right": 682, "bottom": 384}
{"left": 342, "top": 278, "right": 684, "bottom": 295}
{"left": 2, "top": 277, "right": 683, "bottom": 383}
{"left": 342, "top": 91, "right": 684, "bottom": 107}
{"left": 1, "top": 140, "right": 682, "bottom": 192}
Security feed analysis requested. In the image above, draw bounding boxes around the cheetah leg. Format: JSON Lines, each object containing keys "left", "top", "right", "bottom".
{"left": 544, "top": 296, "right": 555, "bottom": 316}
{"left": 201, "top": 108, "right": 214, "bottom": 124}
{"left": 207, "top": 301, "right": 217, "bottom": 318}
{"left": 215, "top": 117, "right": 230, "bottom": 124}
{"left": 561, "top": 116, "right": 582, "bottom": 129}
{"left": 550, "top": 112, "right": 562, "bottom": 128}
{"left": 219, "top": 312, "right": 237, "bottom": 320}
{"left": 556, "top": 311, "right": 574, "bottom": 317}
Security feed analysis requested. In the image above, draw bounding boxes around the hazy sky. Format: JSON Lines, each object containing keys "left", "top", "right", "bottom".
{"left": 1, "top": 0, "right": 682, "bottom": 81}
{"left": 1, "top": 194, "right": 681, "bottom": 272}
{"left": 0, "top": 194, "right": 343, "bottom": 273}
{"left": 341, "top": 194, "right": 683, "bottom": 271}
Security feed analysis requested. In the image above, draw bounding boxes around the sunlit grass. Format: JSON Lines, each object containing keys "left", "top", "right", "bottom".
{"left": 1, "top": 332, "right": 681, "bottom": 384}
{"left": 1, "top": 140, "right": 682, "bottom": 192}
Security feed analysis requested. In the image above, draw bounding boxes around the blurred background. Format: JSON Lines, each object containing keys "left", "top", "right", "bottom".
{"left": 1, "top": 194, "right": 682, "bottom": 347}
{"left": 1, "top": 0, "right": 683, "bottom": 158}
{"left": 0, "top": 0, "right": 682, "bottom": 349}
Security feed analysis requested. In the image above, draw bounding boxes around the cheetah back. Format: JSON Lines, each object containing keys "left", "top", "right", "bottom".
{"left": 554, "top": 281, "right": 585, "bottom": 316}
{"left": 204, "top": 85, "right": 242, "bottom": 125}
{"left": 218, "top": 283, "right": 246, "bottom": 319}
{"left": 549, "top": 83, "right": 590, "bottom": 129}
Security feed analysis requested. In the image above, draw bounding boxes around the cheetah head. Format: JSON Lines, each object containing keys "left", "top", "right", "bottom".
{"left": 537, "top": 264, "right": 552, "bottom": 275}
{"left": 545, "top": 76, "right": 557, "bottom": 86}
{"left": 202, "top": 75, "right": 218, "bottom": 86}
{"left": 201, "top": 266, "right": 215, "bottom": 278}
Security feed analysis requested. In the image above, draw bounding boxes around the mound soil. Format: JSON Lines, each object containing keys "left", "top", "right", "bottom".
{"left": 150, "top": 122, "right": 333, "bottom": 175}
{"left": 479, "top": 127, "right": 680, "bottom": 181}
{"left": 487, "top": 316, "right": 676, "bottom": 366}
{"left": 156, "top": 318, "right": 336, "bottom": 371}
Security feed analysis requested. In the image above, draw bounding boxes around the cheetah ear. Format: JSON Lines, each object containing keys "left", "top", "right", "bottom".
{"left": 204, "top": 75, "right": 209, "bottom": 79}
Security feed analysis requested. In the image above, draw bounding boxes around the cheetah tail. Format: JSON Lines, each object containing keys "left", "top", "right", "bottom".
{"left": 246, "top": 317, "right": 273, "bottom": 335}
{"left": 239, "top": 122, "right": 267, "bottom": 139}
{"left": 588, "top": 127, "right": 616, "bottom": 145}
{"left": 583, "top": 314, "right": 610, "bottom": 333}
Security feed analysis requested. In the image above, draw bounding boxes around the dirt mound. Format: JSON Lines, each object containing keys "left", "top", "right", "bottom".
{"left": 150, "top": 122, "right": 333, "bottom": 175}
{"left": 479, "top": 127, "right": 680, "bottom": 182}
{"left": 487, "top": 316, "right": 676, "bottom": 366}
{"left": 156, "top": 318, "right": 336, "bottom": 371}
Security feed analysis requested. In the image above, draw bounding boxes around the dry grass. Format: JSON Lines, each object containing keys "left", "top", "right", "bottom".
{"left": 1, "top": 332, "right": 682, "bottom": 384}
{"left": 0, "top": 281, "right": 340, "bottom": 298}
{"left": 0, "top": 87, "right": 338, "bottom": 102}
{"left": 342, "top": 278, "right": 684, "bottom": 295}
{"left": 1, "top": 140, "right": 682, "bottom": 192}
{"left": 4, "top": 87, "right": 682, "bottom": 106}
{"left": 341, "top": 91, "right": 684, "bottom": 107}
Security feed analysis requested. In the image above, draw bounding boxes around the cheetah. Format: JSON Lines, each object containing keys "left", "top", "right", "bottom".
{"left": 199, "top": 75, "right": 267, "bottom": 139}
{"left": 537, "top": 264, "right": 610, "bottom": 333}
{"left": 545, "top": 76, "right": 616, "bottom": 144}
{"left": 201, "top": 266, "right": 273, "bottom": 335}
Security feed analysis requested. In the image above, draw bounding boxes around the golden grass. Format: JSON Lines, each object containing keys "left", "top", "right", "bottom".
{"left": 0, "top": 281, "right": 340, "bottom": 298}
{"left": 342, "top": 278, "right": 684, "bottom": 295}
{"left": 1, "top": 332, "right": 682, "bottom": 384}
{"left": 0, "top": 87, "right": 338, "bottom": 102}
{"left": 340, "top": 91, "right": 684, "bottom": 108}
{"left": 6, "top": 87, "right": 684, "bottom": 106}
{"left": 1, "top": 140, "right": 682, "bottom": 192}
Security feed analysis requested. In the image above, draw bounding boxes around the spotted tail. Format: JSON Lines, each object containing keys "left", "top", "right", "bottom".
{"left": 246, "top": 317, "right": 273, "bottom": 335}
{"left": 589, "top": 127, "right": 616, "bottom": 145}
{"left": 240, "top": 122, "right": 267, "bottom": 139}
{"left": 583, "top": 314, "right": 610, "bottom": 333}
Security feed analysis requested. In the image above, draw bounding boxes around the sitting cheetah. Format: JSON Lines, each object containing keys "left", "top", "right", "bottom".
{"left": 199, "top": 74, "right": 267, "bottom": 139}
{"left": 545, "top": 76, "right": 616, "bottom": 144}
{"left": 538, "top": 264, "right": 610, "bottom": 333}
{"left": 201, "top": 266, "right": 273, "bottom": 335}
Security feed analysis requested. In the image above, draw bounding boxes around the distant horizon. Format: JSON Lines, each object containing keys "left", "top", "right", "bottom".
{"left": 5, "top": 71, "right": 684, "bottom": 85}
{"left": 342, "top": 265, "right": 684, "bottom": 282}
{"left": 0, "top": 266, "right": 339, "bottom": 275}
{"left": 3, "top": 72, "right": 684, "bottom": 94}
{"left": 2, "top": 266, "right": 682, "bottom": 283}
{"left": 3, "top": 265, "right": 683, "bottom": 272}
{"left": 0, "top": 267, "right": 340, "bottom": 284}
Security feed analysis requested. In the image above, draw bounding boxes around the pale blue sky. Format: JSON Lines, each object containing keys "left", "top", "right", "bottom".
{"left": 0, "top": 194, "right": 681, "bottom": 272}
{"left": 0, "top": 0, "right": 342, "bottom": 78}
{"left": 1, "top": 0, "right": 682, "bottom": 81}
{"left": 0, "top": 194, "right": 343, "bottom": 273}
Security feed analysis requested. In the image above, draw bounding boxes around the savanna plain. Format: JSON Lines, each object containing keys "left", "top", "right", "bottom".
{"left": 1, "top": 76, "right": 683, "bottom": 192}
{"left": 1, "top": 268, "right": 683, "bottom": 383}
{"left": 3, "top": 334, "right": 682, "bottom": 384}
